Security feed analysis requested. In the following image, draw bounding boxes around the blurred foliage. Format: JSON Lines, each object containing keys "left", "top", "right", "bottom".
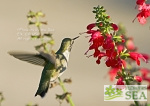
{"left": 56, "top": 92, "right": 72, "bottom": 105}
{"left": 26, "top": 103, "right": 38, "bottom": 106}
{"left": 27, "top": 10, "right": 55, "bottom": 53}
{"left": 130, "top": 103, "right": 150, "bottom": 106}
{"left": 0, "top": 92, "right": 4, "bottom": 106}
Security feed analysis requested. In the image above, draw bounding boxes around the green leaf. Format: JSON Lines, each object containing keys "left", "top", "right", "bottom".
{"left": 29, "top": 21, "right": 35, "bottom": 25}
{"left": 48, "top": 40, "right": 55, "bottom": 45}
{"left": 44, "top": 33, "right": 52, "bottom": 37}
{"left": 37, "top": 12, "right": 45, "bottom": 17}
{"left": 35, "top": 44, "right": 42, "bottom": 50}
{"left": 35, "top": 22, "right": 41, "bottom": 27}
{"left": 41, "top": 21, "right": 47, "bottom": 25}
{"left": 31, "top": 35, "right": 39, "bottom": 39}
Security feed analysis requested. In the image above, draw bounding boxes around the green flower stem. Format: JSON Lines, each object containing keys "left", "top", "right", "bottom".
{"left": 58, "top": 77, "right": 75, "bottom": 106}
{"left": 35, "top": 14, "right": 49, "bottom": 53}
{"left": 37, "top": 25, "right": 49, "bottom": 53}
{"left": 122, "top": 68, "right": 139, "bottom": 106}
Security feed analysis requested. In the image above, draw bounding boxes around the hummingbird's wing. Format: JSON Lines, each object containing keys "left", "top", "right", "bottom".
{"left": 8, "top": 51, "right": 56, "bottom": 67}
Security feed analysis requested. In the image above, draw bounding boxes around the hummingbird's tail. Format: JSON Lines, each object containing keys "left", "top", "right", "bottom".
{"left": 35, "top": 80, "right": 50, "bottom": 98}
{"left": 35, "top": 62, "right": 52, "bottom": 98}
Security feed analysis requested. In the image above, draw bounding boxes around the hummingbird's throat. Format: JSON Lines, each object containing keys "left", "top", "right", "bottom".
{"left": 63, "top": 50, "right": 70, "bottom": 61}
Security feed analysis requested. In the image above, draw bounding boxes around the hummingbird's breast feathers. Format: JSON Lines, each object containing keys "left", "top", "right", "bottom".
{"left": 62, "top": 50, "right": 70, "bottom": 62}
{"left": 50, "top": 53, "right": 68, "bottom": 81}
{"left": 55, "top": 54, "right": 68, "bottom": 68}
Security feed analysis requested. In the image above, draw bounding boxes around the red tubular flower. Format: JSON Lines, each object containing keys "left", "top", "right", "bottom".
{"left": 86, "top": 30, "right": 97, "bottom": 34}
{"left": 89, "top": 31, "right": 104, "bottom": 51}
{"left": 117, "top": 45, "right": 124, "bottom": 53}
{"left": 93, "top": 49, "right": 101, "bottom": 57}
{"left": 116, "top": 77, "right": 124, "bottom": 85}
{"left": 137, "top": 10, "right": 150, "bottom": 24}
{"left": 142, "top": 77, "right": 150, "bottom": 82}
{"left": 105, "top": 57, "right": 123, "bottom": 68}
{"left": 87, "top": 23, "right": 96, "bottom": 30}
{"left": 134, "top": 76, "right": 143, "bottom": 82}
{"left": 140, "top": 68, "right": 150, "bottom": 77}
{"left": 111, "top": 23, "right": 119, "bottom": 31}
{"left": 116, "top": 77, "right": 125, "bottom": 89}
{"left": 138, "top": 3, "right": 150, "bottom": 10}
{"left": 134, "top": 1, "right": 150, "bottom": 25}
{"left": 135, "top": 3, "right": 150, "bottom": 24}
{"left": 141, "top": 53, "right": 150, "bottom": 61}
{"left": 108, "top": 68, "right": 120, "bottom": 81}
{"left": 129, "top": 52, "right": 147, "bottom": 65}
{"left": 106, "top": 49, "right": 117, "bottom": 58}
{"left": 126, "top": 39, "right": 136, "bottom": 50}
{"left": 95, "top": 51, "right": 106, "bottom": 64}
{"left": 136, "top": 0, "right": 145, "bottom": 5}
{"left": 102, "top": 35, "right": 115, "bottom": 50}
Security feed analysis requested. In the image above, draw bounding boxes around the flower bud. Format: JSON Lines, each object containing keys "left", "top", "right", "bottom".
{"left": 134, "top": 76, "right": 142, "bottom": 82}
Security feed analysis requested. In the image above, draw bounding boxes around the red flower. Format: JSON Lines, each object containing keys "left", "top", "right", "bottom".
{"left": 95, "top": 51, "right": 106, "bottom": 64}
{"left": 140, "top": 68, "right": 150, "bottom": 83}
{"left": 106, "top": 49, "right": 117, "bottom": 58}
{"left": 103, "top": 35, "right": 115, "bottom": 50}
{"left": 117, "top": 45, "right": 124, "bottom": 53}
{"left": 105, "top": 57, "right": 123, "bottom": 68}
{"left": 111, "top": 23, "right": 119, "bottom": 31}
{"left": 126, "top": 39, "right": 136, "bottom": 50}
{"left": 87, "top": 23, "right": 96, "bottom": 30}
{"left": 129, "top": 52, "right": 147, "bottom": 65}
{"left": 86, "top": 30, "right": 97, "bottom": 34}
{"left": 138, "top": 3, "right": 150, "bottom": 10}
{"left": 116, "top": 77, "right": 124, "bottom": 85}
{"left": 105, "top": 48, "right": 123, "bottom": 68}
{"left": 140, "top": 68, "right": 150, "bottom": 77}
{"left": 135, "top": 3, "right": 150, "bottom": 24}
{"left": 136, "top": 0, "right": 145, "bottom": 5}
{"left": 134, "top": 76, "right": 143, "bottom": 82}
{"left": 141, "top": 53, "right": 150, "bottom": 61}
{"left": 142, "top": 77, "right": 150, "bottom": 82}
{"left": 116, "top": 77, "right": 125, "bottom": 89}
{"left": 108, "top": 68, "right": 120, "bottom": 81}
{"left": 137, "top": 10, "right": 150, "bottom": 24}
{"left": 89, "top": 31, "right": 104, "bottom": 50}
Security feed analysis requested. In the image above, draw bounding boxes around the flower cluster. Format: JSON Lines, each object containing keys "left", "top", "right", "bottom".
{"left": 108, "top": 25, "right": 150, "bottom": 91}
{"left": 85, "top": 6, "right": 148, "bottom": 86}
{"left": 108, "top": 24, "right": 149, "bottom": 85}
{"left": 85, "top": 6, "right": 147, "bottom": 69}
{"left": 134, "top": 0, "right": 150, "bottom": 24}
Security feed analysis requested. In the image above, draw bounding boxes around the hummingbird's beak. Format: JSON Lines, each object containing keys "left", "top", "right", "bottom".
{"left": 72, "top": 36, "right": 80, "bottom": 40}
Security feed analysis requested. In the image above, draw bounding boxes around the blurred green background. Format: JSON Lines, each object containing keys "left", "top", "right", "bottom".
{"left": 0, "top": 0, "right": 150, "bottom": 106}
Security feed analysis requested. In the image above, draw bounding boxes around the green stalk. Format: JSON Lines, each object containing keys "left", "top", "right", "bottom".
{"left": 122, "top": 68, "right": 139, "bottom": 106}
{"left": 58, "top": 77, "right": 75, "bottom": 106}
{"left": 36, "top": 19, "right": 49, "bottom": 53}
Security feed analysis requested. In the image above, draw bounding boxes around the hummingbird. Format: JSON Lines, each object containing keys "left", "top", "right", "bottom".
{"left": 8, "top": 36, "right": 79, "bottom": 98}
